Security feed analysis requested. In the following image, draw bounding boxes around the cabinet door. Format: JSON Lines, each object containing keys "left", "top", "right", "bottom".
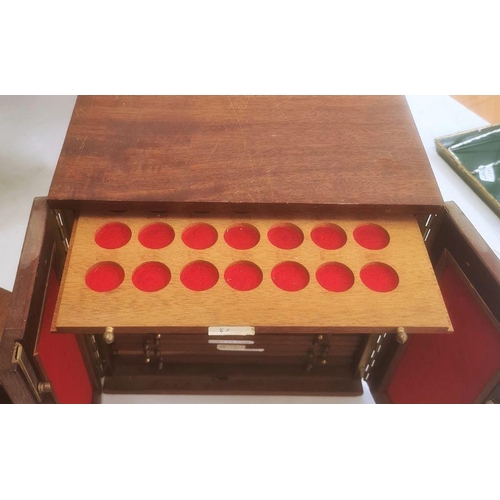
{"left": 0, "top": 198, "right": 100, "bottom": 404}
{"left": 368, "top": 202, "right": 500, "bottom": 403}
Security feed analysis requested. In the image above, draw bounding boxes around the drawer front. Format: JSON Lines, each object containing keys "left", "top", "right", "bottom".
{"left": 104, "top": 332, "right": 368, "bottom": 396}
{"left": 110, "top": 333, "right": 365, "bottom": 367}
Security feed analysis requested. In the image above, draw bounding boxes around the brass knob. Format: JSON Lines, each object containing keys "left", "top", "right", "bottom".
{"left": 321, "top": 359, "right": 327, "bottom": 365}
{"left": 103, "top": 326, "right": 115, "bottom": 344}
{"left": 38, "top": 381, "right": 52, "bottom": 393}
{"left": 396, "top": 327, "right": 408, "bottom": 344}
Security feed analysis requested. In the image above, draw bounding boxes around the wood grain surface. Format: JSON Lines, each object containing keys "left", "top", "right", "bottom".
{"left": 104, "top": 363, "right": 363, "bottom": 396}
{"left": 48, "top": 96, "right": 442, "bottom": 213}
{"left": 54, "top": 211, "right": 451, "bottom": 334}
{"left": 0, "top": 288, "right": 11, "bottom": 343}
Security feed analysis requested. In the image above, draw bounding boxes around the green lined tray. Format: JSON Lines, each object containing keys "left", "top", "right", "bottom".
{"left": 436, "top": 124, "right": 500, "bottom": 218}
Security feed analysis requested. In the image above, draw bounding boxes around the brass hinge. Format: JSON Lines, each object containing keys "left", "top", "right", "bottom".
{"left": 11, "top": 342, "right": 51, "bottom": 403}
{"left": 54, "top": 209, "right": 69, "bottom": 252}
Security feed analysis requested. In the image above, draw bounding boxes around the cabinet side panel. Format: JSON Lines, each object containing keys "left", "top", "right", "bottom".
{"left": 386, "top": 260, "right": 500, "bottom": 403}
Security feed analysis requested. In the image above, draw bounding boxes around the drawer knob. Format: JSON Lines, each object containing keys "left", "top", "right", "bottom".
{"left": 396, "top": 327, "right": 408, "bottom": 344}
{"left": 38, "top": 381, "right": 52, "bottom": 394}
{"left": 103, "top": 326, "right": 115, "bottom": 344}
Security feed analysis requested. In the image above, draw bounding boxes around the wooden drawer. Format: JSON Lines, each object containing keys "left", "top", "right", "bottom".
{"left": 53, "top": 210, "right": 450, "bottom": 335}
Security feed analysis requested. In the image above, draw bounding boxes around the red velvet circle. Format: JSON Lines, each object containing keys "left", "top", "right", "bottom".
{"left": 224, "top": 261, "right": 263, "bottom": 291}
{"left": 224, "top": 224, "right": 260, "bottom": 250}
{"left": 95, "top": 222, "right": 132, "bottom": 249}
{"left": 182, "top": 223, "right": 218, "bottom": 250}
{"left": 360, "top": 262, "right": 399, "bottom": 292}
{"left": 316, "top": 262, "right": 354, "bottom": 292}
{"left": 353, "top": 224, "right": 390, "bottom": 250}
{"left": 181, "top": 261, "right": 219, "bottom": 291}
{"left": 311, "top": 224, "right": 347, "bottom": 250}
{"left": 138, "top": 223, "right": 175, "bottom": 249}
{"left": 85, "top": 262, "right": 125, "bottom": 292}
{"left": 271, "top": 261, "right": 309, "bottom": 291}
{"left": 132, "top": 262, "right": 171, "bottom": 292}
{"left": 268, "top": 224, "right": 304, "bottom": 249}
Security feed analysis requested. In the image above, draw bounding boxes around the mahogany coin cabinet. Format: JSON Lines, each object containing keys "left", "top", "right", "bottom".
{"left": 1, "top": 96, "right": 499, "bottom": 403}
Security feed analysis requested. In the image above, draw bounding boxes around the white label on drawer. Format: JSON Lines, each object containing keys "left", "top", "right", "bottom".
{"left": 208, "top": 339, "right": 255, "bottom": 345}
{"left": 208, "top": 326, "right": 255, "bottom": 336}
{"left": 478, "top": 165, "right": 495, "bottom": 182}
{"left": 216, "top": 344, "right": 264, "bottom": 352}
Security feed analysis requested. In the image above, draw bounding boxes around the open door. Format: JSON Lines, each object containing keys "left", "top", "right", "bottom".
{"left": 368, "top": 202, "right": 500, "bottom": 403}
{"left": 0, "top": 198, "right": 101, "bottom": 403}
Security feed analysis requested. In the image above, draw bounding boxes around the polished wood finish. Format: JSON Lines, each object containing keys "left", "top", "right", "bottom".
{"left": 0, "top": 288, "right": 12, "bottom": 403}
{"left": 0, "top": 384, "right": 11, "bottom": 404}
{"left": 110, "top": 333, "right": 363, "bottom": 365}
{"left": 0, "top": 288, "right": 10, "bottom": 343}
{"left": 105, "top": 331, "right": 366, "bottom": 396}
{"left": 48, "top": 96, "right": 442, "bottom": 214}
{"left": 2, "top": 199, "right": 54, "bottom": 345}
{"left": 0, "top": 200, "right": 55, "bottom": 403}
{"left": 55, "top": 211, "right": 450, "bottom": 334}
{"left": 0, "top": 371, "right": 38, "bottom": 404}
{"left": 104, "top": 363, "right": 362, "bottom": 396}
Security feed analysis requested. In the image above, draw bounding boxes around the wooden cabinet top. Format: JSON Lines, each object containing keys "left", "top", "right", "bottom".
{"left": 48, "top": 95, "right": 442, "bottom": 213}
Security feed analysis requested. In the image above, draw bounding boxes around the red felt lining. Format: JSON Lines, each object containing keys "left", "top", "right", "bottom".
{"left": 132, "top": 262, "right": 171, "bottom": 292}
{"left": 224, "top": 261, "right": 263, "bottom": 291}
{"left": 353, "top": 224, "right": 390, "bottom": 250}
{"left": 95, "top": 222, "right": 132, "bottom": 249}
{"left": 360, "top": 262, "right": 398, "bottom": 292}
{"left": 311, "top": 224, "right": 347, "bottom": 250}
{"left": 387, "top": 262, "right": 500, "bottom": 404}
{"left": 85, "top": 262, "right": 125, "bottom": 292}
{"left": 224, "top": 224, "right": 260, "bottom": 250}
{"left": 182, "top": 223, "right": 218, "bottom": 250}
{"left": 271, "top": 261, "right": 309, "bottom": 292}
{"left": 37, "top": 269, "right": 93, "bottom": 404}
{"left": 316, "top": 262, "right": 354, "bottom": 292}
{"left": 268, "top": 224, "right": 304, "bottom": 250}
{"left": 138, "top": 223, "right": 175, "bottom": 249}
{"left": 181, "top": 261, "right": 219, "bottom": 291}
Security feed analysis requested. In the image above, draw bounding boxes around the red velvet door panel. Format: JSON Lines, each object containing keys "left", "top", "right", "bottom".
{"left": 37, "top": 270, "right": 93, "bottom": 404}
{"left": 387, "top": 260, "right": 500, "bottom": 404}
